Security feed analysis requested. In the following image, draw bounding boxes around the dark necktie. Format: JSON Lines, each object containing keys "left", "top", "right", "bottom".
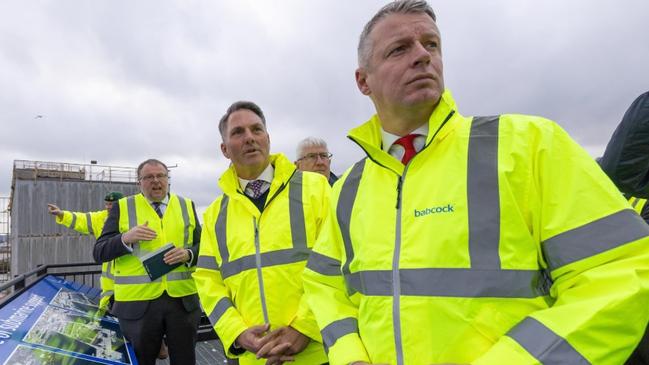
{"left": 152, "top": 202, "right": 163, "bottom": 218}
{"left": 390, "top": 134, "right": 424, "bottom": 165}
{"left": 246, "top": 180, "right": 269, "bottom": 199}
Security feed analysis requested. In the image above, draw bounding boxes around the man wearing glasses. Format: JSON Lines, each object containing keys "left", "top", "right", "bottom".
{"left": 94, "top": 158, "right": 202, "bottom": 365}
{"left": 295, "top": 136, "right": 338, "bottom": 186}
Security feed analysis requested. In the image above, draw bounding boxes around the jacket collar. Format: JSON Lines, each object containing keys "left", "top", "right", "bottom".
{"left": 347, "top": 89, "right": 460, "bottom": 174}
{"left": 218, "top": 153, "right": 297, "bottom": 198}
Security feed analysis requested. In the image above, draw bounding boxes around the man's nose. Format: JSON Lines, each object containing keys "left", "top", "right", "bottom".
{"left": 412, "top": 42, "right": 432, "bottom": 66}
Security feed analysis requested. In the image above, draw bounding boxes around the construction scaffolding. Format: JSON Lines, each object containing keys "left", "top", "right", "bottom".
{"left": 0, "top": 196, "right": 9, "bottom": 282}
{"left": 8, "top": 160, "right": 140, "bottom": 280}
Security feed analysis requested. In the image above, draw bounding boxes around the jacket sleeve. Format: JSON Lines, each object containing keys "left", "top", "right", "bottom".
{"left": 599, "top": 91, "right": 649, "bottom": 197}
{"left": 192, "top": 200, "right": 248, "bottom": 358}
{"left": 474, "top": 120, "right": 649, "bottom": 364}
{"left": 187, "top": 201, "right": 201, "bottom": 267}
{"left": 56, "top": 210, "right": 105, "bottom": 238}
{"left": 302, "top": 178, "right": 371, "bottom": 365}
{"left": 290, "top": 176, "right": 331, "bottom": 342}
{"left": 94, "top": 203, "right": 131, "bottom": 263}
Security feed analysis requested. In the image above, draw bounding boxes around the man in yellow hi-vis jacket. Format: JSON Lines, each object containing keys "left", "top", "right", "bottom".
{"left": 193, "top": 101, "right": 330, "bottom": 364}
{"left": 302, "top": 1, "right": 649, "bottom": 365}
{"left": 47, "top": 191, "right": 124, "bottom": 310}
{"left": 94, "top": 159, "right": 201, "bottom": 365}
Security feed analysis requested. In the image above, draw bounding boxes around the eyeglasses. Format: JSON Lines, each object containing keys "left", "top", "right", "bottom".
{"left": 298, "top": 152, "right": 333, "bottom": 162}
{"left": 139, "top": 173, "right": 168, "bottom": 182}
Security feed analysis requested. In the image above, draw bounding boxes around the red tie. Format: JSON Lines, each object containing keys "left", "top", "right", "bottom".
{"left": 392, "top": 134, "right": 421, "bottom": 165}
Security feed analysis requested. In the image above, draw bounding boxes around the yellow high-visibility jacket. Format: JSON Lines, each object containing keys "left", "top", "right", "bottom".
{"left": 113, "top": 193, "right": 198, "bottom": 301}
{"left": 193, "top": 154, "right": 330, "bottom": 364}
{"left": 56, "top": 209, "right": 115, "bottom": 309}
{"left": 302, "top": 90, "right": 649, "bottom": 365}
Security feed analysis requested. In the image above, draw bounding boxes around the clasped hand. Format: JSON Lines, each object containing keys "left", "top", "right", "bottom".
{"left": 236, "top": 324, "right": 309, "bottom": 365}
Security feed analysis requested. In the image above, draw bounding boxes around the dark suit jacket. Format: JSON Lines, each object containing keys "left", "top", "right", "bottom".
{"left": 94, "top": 194, "right": 201, "bottom": 320}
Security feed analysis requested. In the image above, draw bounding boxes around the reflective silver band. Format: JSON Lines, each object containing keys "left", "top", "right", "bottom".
{"left": 100, "top": 290, "right": 114, "bottom": 298}
{"left": 542, "top": 209, "right": 649, "bottom": 271}
{"left": 115, "top": 275, "right": 158, "bottom": 284}
{"left": 86, "top": 213, "right": 94, "bottom": 236}
{"left": 178, "top": 195, "right": 191, "bottom": 248}
{"left": 102, "top": 261, "right": 114, "bottom": 279}
{"left": 467, "top": 116, "right": 501, "bottom": 269}
{"left": 70, "top": 213, "right": 77, "bottom": 230}
{"left": 306, "top": 251, "right": 341, "bottom": 276}
{"left": 631, "top": 197, "right": 640, "bottom": 208}
{"left": 289, "top": 171, "right": 307, "bottom": 249}
{"left": 126, "top": 196, "right": 141, "bottom": 257}
{"left": 167, "top": 271, "right": 192, "bottom": 281}
{"left": 220, "top": 247, "right": 311, "bottom": 279}
{"left": 344, "top": 268, "right": 547, "bottom": 298}
{"left": 115, "top": 271, "right": 191, "bottom": 284}
{"left": 321, "top": 317, "right": 358, "bottom": 353}
{"left": 338, "top": 159, "right": 366, "bottom": 277}
{"left": 208, "top": 297, "right": 234, "bottom": 327}
{"left": 197, "top": 255, "right": 219, "bottom": 270}
{"left": 215, "top": 196, "right": 230, "bottom": 262}
{"left": 507, "top": 317, "right": 590, "bottom": 364}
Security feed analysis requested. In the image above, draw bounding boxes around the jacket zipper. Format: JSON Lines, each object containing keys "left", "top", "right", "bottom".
{"left": 253, "top": 217, "right": 270, "bottom": 325}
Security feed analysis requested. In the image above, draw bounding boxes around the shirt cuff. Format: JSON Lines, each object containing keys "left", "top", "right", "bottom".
{"left": 185, "top": 249, "right": 194, "bottom": 267}
{"left": 120, "top": 235, "right": 134, "bottom": 252}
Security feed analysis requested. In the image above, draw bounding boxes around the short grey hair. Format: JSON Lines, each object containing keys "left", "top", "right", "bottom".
{"left": 296, "top": 137, "right": 328, "bottom": 159}
{"left": 219, "top": 100, "right": 267, "bottom": 140}
{"left": 358, "top": 0, "right": 437, "bottom": 68}
{"left": 137, "top": 159, "right": 168, "bottom": 179}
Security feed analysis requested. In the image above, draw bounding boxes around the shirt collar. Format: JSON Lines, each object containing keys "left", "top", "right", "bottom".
{"left": 147, "top": 194, "right": 169, "bottom": 206}
{"left": 238, "top": 163, "right": 275, "bottom": 191}
{"left": 381, "top": 124, "right": 429, "bottom": 153}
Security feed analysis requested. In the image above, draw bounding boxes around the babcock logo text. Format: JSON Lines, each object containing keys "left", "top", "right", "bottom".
{"left": 414, "top": 204, "right": 454, "bottom": 217}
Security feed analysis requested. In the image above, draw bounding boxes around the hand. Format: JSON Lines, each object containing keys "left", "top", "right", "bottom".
{"left": 121, "top": 221, "right": 157, "bottom": 245}
{"left": 163, "top": 247, "right": 190, "bottom": 265}
{"left": 236, "top": 324, "right": 270, "bottom": 353}
{"left": 256, "top": 326, "right": 309, "bottom": 363}
{"left": 47, "top": 204, "right": 63, "bottom": 217}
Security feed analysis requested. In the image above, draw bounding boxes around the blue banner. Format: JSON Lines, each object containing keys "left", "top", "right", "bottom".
{"left": 0, "top": 275, "right": 136, "bottom": 364}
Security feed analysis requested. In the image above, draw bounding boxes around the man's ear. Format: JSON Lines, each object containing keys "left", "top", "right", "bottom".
{"left": 220, "top": 142, "right": 230, "bottom": 159}
{"left": 355, "top": 68, "right": 371, "bottom": 96}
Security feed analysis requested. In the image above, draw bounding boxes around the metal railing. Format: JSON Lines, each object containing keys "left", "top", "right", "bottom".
{"left": 13, "top": 160, "right": 138, "bottom": 183}
{"left": 0, "top": 262, "right": 217, "bottom": 341}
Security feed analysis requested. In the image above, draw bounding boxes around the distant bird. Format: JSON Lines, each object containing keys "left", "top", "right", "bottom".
{"left": 34, "top": 115, "right": 43, "bottom": 119}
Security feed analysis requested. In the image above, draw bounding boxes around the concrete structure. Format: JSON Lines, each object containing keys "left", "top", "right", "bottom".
{"left": 9, "top": 160, "right": 139, "bottom": 278}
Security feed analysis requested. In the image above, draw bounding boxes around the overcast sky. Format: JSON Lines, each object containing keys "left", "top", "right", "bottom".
{"left": 1, "top": 0, "right": 648, "bottom": 214}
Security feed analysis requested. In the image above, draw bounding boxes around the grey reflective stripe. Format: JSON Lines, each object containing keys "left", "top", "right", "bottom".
{"left": 178, "top": 195, "right": 190, "bottom": 248}
{"left": 220, "top": 247, "right": 311, "bottom": 279}
{"left": 127, "top": 197, "right": 137, "bottom": 229}
{"left": 102, "top": 262, "right": 114, "bottom": 279}
{"left": 254, "top": 218, "right": 270, "bottom": 324}
{"left": 631, "top": 197, "right": 640, "bottom": 208}
{"left": 508, "top": 317, "right": 590, "bottom": 364}
{"left": 338, "top": 159, "right": 366, "bottom": 277}
{"left": 197, "top": 255, "right": 219, "bottom": 270}
{"left": 321, "top": 317, "right": 358, "bottom": 353}
{"left": 306, "top": 251, "right": 341, "bottom": 276}
{"left": 86, "top": 213, "right": 94, "bottom": 236}
{"left": 101, "top": 290, "right": 114, "bottom": 298}
{"left": 288, "top": 171, "right": 307, "bottom": 249}
{"left": 543, "top": 209, "right": 649, "bottom": 271}
{"left": 167, "top": 271, "right": 192, "bottom": 281}
{"left": 345, "top": 268, "right": 546, "bottom": 298}
{"left": 215, "top": 196, "right": 230, "bottom": 262}
{"left": 115, "top": 275, "right": 158, "bottom": 284}
{"left": 208, "top": 297, "right": 234, "bottom": 327}
{"left": 467, "top": 116, "right": 501, "bottom": 269}
{"left": 70, "top": 213, "right": 77, "bottom": 229}
{"left": 126, "top": 197, "right": 141, "bottom": 257}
